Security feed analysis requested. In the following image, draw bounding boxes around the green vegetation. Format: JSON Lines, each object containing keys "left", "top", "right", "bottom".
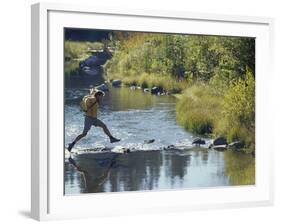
{"left": 62, "top": 32, "right": 255, "bottom": 152}
{"left": 65, "top": 60, "right": 79, "bottom": 76}
{"left": 64, "top": 41, "right": 105, "bottom": 77}
{"left": 64, "top": 41, "right": 103, "bottom": 60}
{"left": 176, "top": 70, "right": 255, "bottom": 153}
{"left": 217, "top": 71, "right": 255, "bottom": 151}
{"left": 107, "top": 72, "right": 187, "bottom": 93}
{"left": 176, "top": 84, "right": 222, "bottom": 135}
{"left": 105, "top": 32, "right": 189, "bottom": 93}
{"left": 104, "top": 32, "right": 255, "bottom": 152}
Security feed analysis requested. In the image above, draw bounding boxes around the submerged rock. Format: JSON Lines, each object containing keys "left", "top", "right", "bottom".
{"left": 81, "top": 66, "right": 101, "bottom": 76}
{"left": 228, "top": 141, "right": 244, "bottom": 150}
{"left": 162, "top": 145, "right": 175, "bottom": 150}
{"left": 144, "top": 139, "right": 155, "bottom": 144}
{"left": 163, "top": 145, "right": 178, "bottom": 151}
{"left": 213, "top": 145, "right": 227, "bottom": 151}
{"left": 192, "top": 138, "right": 206, "bottom": 146}
{"left": 124, "top": 149, "right": 131, "bottom": 153}
{"left": 79, "top": 49, "right": 112, "bottom": 68}
{"left": 143, "top": 88, "right": 150, "bottom": 93}
{"left": 151, "top": 86, "right": 163, "bottom": 95}
{"left": 213, "top": 137, "right": 227, "bottom": 146}
{"left": 112, "top": 79, "right": 122, "bottom": 87}
{"left": 208, "top": 137, "right": 227, "bottom": 150}
{"left": 95, "top": 83, "right": 109, "bottom": 91}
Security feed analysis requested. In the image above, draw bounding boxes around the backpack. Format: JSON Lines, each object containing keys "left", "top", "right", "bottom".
{"left": 80, "top": 95, "right": 96, "bottom": 112}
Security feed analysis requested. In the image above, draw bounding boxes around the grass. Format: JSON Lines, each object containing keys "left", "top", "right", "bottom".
{"left": 175, "top": 82, "right": 255, "bottom": 153}
{"left": 64, "top": 41, "right": 104, "bottom": 60}
{"left": 64, "top": 60, "right": 80, "bottom": 76}
{"left": 176, "top": 84, "right": 222, "bottom": 135}
{"left": 105, "top": 72, "right": 188, "bottom": 94}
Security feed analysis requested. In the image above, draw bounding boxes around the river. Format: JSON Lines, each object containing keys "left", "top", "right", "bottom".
{"left": 64, "top": 63, "right": 255, "bottom": 194}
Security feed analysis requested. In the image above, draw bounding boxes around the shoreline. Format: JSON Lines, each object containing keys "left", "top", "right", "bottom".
{"left": 101, "top": 79, "right": 254, "bottom": 154}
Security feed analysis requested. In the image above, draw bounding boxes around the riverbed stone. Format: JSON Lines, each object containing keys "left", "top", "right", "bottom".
{"left": 192, "top": 138, "right": 206, "bottom": 146}
{"left": 151, "top": 86, "right": 163, "bottom": 95}
{"left": 228, "top": 141, "right": 244, "bottom": 150}
{"left": 213, "top": 137, "right": 227, "bottom": 146}
{"left": 112, "top": 79, "right": 122, "bottom": 87}
{"left": 95, "top": 83, "right": 109, "bottom": 91}
{"left": 213, "top": 145, "right": 227, "bottom": 151}
{"left": 81, "top": 66, "right": 101, "bottom": 76}
{"left": 143, "top": 88, "right": 150, "bottom": 92}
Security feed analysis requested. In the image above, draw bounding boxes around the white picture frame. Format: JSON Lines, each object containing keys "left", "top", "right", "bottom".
{"left": 31, "top": 2, "right": 274, "bottom": 221}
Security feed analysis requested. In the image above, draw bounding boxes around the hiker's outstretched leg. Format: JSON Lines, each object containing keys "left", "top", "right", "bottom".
{"left": 73, "top": 132, "right": 87, "bottom": 144}
{"left": 95, "top": 119, "right": 120, "bottom": 143}
{"left": 67, "top": 132, "right": 87, "bottom": 152}
{"left": 99, "top": 122, "right": 112, "bottom": 138}
{"left": 67, "top": 116, "right": 93, "bottom": 152}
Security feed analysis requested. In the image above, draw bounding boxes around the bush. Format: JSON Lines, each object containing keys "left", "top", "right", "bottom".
{"left": 216, "top": 70, "right": 255, "bottom": 151}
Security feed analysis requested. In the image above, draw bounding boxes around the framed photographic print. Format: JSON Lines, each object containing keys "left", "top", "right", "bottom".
{"left": 31, "top": 2, "right": 274, "bottom": 221}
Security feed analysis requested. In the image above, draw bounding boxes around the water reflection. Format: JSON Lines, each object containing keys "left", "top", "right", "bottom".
{"left": 224, "top": 151, "right": 255, "bottom": 185}
{"left": 64, "top": 60, "right": 105, "bottom": 89}
{"left": 65, "top": 148, "right": 233, "bottom": 194}
{"left": 101, "top": 87, "right": 175, "bottom": 112}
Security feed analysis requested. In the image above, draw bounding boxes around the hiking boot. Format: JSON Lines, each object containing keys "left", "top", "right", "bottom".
{"left": 67, "top": 143, "right": 75, "bottom": 152}
{"left": 110, "top": 136, "right": 120, "bottom": 143}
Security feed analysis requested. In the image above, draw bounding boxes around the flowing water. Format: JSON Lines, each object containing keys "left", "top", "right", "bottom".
{"left": 64, "top": 66, "right": 255, "bottom": 194}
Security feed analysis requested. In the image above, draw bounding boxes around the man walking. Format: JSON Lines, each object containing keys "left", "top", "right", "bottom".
{"left": 67, "top": 89, "right": 120, "bottom": 152}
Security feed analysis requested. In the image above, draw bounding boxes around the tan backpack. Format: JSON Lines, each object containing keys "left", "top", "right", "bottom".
{"left": 80, "top": 95, "right": 96, "bottom": 112}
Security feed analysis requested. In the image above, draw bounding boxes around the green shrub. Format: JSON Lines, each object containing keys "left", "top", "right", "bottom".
{"left": 216, "top": 70, "right": 255, "bottom": 151}
{"left": 104, "top": 32, "right": 255, "bottom": 151}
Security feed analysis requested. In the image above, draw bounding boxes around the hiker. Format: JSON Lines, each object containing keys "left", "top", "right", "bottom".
{"left": 67, "top": 89, "right": 120, "bottom": 152}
